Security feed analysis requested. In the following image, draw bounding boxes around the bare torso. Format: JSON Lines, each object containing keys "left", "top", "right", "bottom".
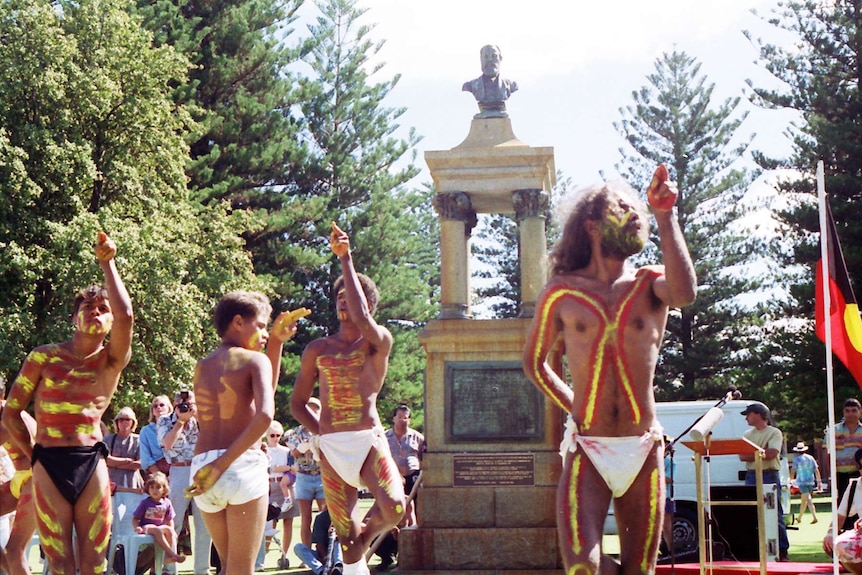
{"left": 193, "top": 345, "right": 265, "bottom": 454}
{"left": 27, "top": 343, "right": 118, "bottom": 448}
{"left": 553, "top": 267, "right": 667, "bottom": 436}
{"left": 311, "top": 335, "right": 386, "bottom": 435}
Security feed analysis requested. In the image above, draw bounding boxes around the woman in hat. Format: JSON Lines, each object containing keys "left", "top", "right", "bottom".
{"left": 790, "top": 441, "right": 821, "bottom": 523}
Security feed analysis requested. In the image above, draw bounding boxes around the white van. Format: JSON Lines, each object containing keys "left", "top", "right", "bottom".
{"left": 603, "top": 399, "right": 791, "bottom": 554}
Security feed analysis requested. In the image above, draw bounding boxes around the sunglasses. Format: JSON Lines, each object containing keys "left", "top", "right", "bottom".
{"left": 269, "top": 433, "right": 282, "bottom": 438}
{"left": 152, "top": 403, "right": 167, "bottom": 408}
{"left": 116, "top": 417, "right": 133, "bottom": 422}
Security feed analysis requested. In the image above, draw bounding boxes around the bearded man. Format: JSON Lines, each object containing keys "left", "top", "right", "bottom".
{"left": 523, "top": 172, "right": 696, "bottom": 575}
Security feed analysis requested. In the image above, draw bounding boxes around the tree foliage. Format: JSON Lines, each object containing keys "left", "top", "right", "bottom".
{"left": 614, "top": 50, "right": 778, "bottom": 400}
{"left": 281, "top": 0, "right": 436, "bottom": 423}
{"left": 472, "top": 173, "right": 570, "bottom": 318}
{"left": 745, "top": 0, "right": 862, "bottom": 441}
{"left": 0, "top": 0, "right": 267, "bottom": 417}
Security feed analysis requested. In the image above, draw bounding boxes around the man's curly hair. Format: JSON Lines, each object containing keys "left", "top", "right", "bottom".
{"left": 333, "top": 273, "right": 380, "bottom": 316}
{"left": 550, "top": 180, "right": 646, "bottom": 275}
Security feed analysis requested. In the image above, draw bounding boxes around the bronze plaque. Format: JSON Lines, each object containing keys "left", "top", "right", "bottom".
{"left": 453, "top": 453, "right": 535, "bottom": 486}
{"left": 445, "top": 361, "right": 544, "bottom": 442}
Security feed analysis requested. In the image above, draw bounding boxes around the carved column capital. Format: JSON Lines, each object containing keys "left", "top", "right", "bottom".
{"left": 512, "top": 189, "right": 549, "bottom": 221}
{"left": 432, "top": 192, "right": 477, "bottom": 235}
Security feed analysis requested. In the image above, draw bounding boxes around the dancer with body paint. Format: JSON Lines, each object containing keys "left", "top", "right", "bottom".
{"left": 2, "top": 232, "right": 134, "bottom": 575}
{"left": 291, "top": 222, "right": 406, "bottom": 575}
{"left": 523, "top": 169, "right": 696, "bottom": 575}
{"left": 1, "top": 378, "right": 38, "bottom": 575}
{"left": 183, "top": 291, "right": 303, "bottom": 575}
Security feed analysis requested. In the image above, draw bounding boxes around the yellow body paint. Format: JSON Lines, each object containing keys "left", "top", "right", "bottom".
{"left": 640, "top": 467, "right": 661, "bottom": 573}
{"left": 567, "top": 564, "right": 594, "bottom": 575}
{"left": 565, "top": 454, "right": 583, "bottom": 555}
{"left": 318, "top": 351, "right": 365, "bottom": 426}
{"left": 12, "top": 374, "right": 36, "bottom": 394}
{"left": 322, "top": 473, "right": 352, "bottom": 538}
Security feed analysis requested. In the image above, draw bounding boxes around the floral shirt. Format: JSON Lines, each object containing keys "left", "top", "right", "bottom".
{"left": 156, "top": 414, "right": 199, "bottom": 464}
{"left": 286, "top": 425, "right": 319, "bottom": 474}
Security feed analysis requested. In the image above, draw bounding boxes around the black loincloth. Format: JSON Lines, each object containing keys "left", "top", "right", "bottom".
{"left": 32, "top": 442, "right": 108, "bottom": 504}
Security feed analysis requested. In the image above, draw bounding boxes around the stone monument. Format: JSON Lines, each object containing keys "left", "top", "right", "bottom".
{"left": 397, "top": 48, "right": 564, "bottom": 574}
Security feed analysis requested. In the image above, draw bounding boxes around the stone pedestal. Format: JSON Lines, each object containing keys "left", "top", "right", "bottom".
{"left": 398, "top": 319, "right": 564, "bottom": 574}
{"left": 425, "top": 117, "right": 554, "bottom": 319}
{"left": 399, "top": 118, "right": 562, "bottom": 573}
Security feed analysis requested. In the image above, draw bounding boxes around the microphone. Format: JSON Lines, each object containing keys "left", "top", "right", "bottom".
{"left": 723, "top": 385, "right": 742, "bottom": 403}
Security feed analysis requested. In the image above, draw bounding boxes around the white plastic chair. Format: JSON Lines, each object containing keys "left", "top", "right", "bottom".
{"left": 107, "top": 493, "right": 165, "bottom": 575}
{"left": 106, "top": 532, "right": 165, "bottom": 575}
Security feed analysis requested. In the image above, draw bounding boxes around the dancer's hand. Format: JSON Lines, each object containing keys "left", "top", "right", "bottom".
{"left": 330, "top": 221, "right": 350, "bottom": 258}
{"left": 185, "top": 463, "right": 221, "bottom": 497}
{"left": 271, "top": 308, "right": 310, "bottom": 342}
{"left": 95, "top": 232, "right": 117, "bottom": 262}
{"left": 646, "top": 164, "right": 677, "bottom": 212}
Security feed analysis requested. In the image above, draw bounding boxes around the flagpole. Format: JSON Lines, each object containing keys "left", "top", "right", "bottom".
{"left": 817, "top": 160, "right": 840, "bottom": 575}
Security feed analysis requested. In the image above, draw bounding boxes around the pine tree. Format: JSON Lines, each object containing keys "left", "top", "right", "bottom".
{"left": 472, "top": 173, "right": 570, "bottom": 318}
{"left": 275, "top": 0, "right": 436, "bottom": 421}
{"left": 615, "top": 50, "right": 774, "bottom": 399}
{"left": 746, "top": 0, "right": 862, "bottom": 438}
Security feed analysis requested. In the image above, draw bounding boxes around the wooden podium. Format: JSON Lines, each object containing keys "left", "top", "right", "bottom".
{"left": 681, "top": 438, "right": 770, "bottom": 575}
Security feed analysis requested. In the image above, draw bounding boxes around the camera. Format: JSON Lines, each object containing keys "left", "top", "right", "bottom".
{"left": 177, "top": 390, "right": 191, "bottom": 413}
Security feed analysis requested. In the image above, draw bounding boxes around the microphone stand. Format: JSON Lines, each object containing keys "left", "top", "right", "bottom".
{"left": 664, "top": 391, "right": 736, "bottom": 570}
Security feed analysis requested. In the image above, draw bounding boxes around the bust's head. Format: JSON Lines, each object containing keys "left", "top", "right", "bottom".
{"left": 480, "top": 45, "right": 501, "bottom": 77}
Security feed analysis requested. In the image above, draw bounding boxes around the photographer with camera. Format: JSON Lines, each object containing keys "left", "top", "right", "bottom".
{"left": 157, "top": 389, "right": 212, "bottom": 575}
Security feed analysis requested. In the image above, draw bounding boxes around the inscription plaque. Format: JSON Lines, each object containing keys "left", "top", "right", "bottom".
{"left": 453, "top": 453, "right": 535, "bottom": 486}
{"left": 445, "top": 361, "right": 543, "bottom": 442}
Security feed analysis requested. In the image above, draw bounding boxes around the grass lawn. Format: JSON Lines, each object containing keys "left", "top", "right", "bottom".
{"left": 602, "top": 494, "right": 838, "bottom": 564}
{"left": 23, "top": 495, "right": 842, "bottom": 573}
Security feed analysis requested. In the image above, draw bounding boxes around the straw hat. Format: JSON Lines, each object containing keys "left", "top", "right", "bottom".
{"left": 792, "top": 441, "right": 808, "bottom": 452}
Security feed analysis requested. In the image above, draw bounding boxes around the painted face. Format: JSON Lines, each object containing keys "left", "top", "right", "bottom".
{"left": 75, "top": 297, "right": 113, "bottom": 335}
{"left": 599, "top": 193, "right": 647, "bottom": 259}
{"left": 336, "top": 289, "right": 349, "bottom": 322}
{"left": 242, "top": 313, "right": 270, "bottom": 351}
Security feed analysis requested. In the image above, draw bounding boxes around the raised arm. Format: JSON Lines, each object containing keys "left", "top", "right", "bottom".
{"left": 96, "top": 232, "right": 134, "bottom": 370}
{"left": 646, "top": 168, "right": 696, "bottom": 308}
{"left": 266, "top": 308, "right": 309, "bottom": 391}
{"left": 330, "top": 221, "right": 392, "bottom": 352}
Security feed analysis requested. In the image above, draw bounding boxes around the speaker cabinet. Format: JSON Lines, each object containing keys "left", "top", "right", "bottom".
{"left": 708, "top": 484, "right": 779, "bottom": 562}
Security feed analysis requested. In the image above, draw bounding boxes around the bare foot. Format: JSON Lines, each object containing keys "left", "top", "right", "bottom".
{"left": 165, "top": 554, "right": 186, "bottom": 565}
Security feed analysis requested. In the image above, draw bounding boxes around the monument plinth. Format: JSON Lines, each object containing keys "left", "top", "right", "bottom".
{"left": 398, "top": 114, "right": 564, "bottom": 573}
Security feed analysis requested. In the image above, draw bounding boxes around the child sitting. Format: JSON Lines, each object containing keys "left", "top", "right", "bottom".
{"left": 132, "top": 472, "right": 185, "bottom": 565}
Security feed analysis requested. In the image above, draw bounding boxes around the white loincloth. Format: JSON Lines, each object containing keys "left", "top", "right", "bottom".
{"left": 561, "top": 414, "right": 663, "bottom": 498}
{"left": 315, "top": 427, "right": 389, "bottom": 489}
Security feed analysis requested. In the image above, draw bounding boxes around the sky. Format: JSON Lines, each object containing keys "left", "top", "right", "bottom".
{"left": 299, "top": 0, "right": 801, "bottom": 189}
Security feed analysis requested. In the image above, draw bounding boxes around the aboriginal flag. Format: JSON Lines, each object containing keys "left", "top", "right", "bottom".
{"left": 815, "top": 201, "right": 862, "bottom": 388}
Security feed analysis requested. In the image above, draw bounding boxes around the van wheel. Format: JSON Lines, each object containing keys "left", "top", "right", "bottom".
{"left": 671, "top": 506, "right": 699, "bottom": 551}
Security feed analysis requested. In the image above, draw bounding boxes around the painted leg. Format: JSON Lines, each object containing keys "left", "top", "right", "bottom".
{"left": 558, "top": 451, "right": 612, "bottom": 575}
{"left": 319, "top": 465, "right": 361, "bottom": 565}
{"left": 32, "top": 464, "right": 76, "bottom": 575}
{"left": 5, "top": 478, "right": 36, "bottom": 575}
{"left": 614, "top": 446, "right": 663, "bottom": 575}
{"left": 357, "top": 446, "right": 405, "bottom": 550}
{"left": 72, "top": 462, "right": 113, "bottom": 575}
